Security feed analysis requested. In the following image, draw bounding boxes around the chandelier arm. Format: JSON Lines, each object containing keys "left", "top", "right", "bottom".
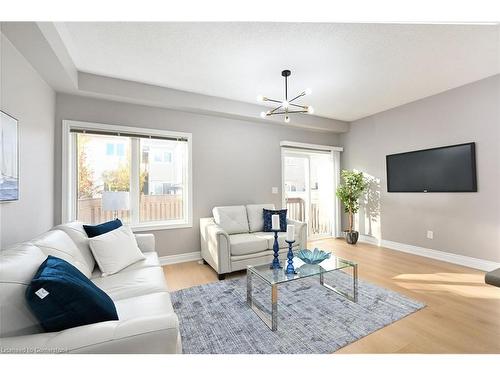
{"left": 264, "top": 98, "right": 282, "bottom": 104}
{"left": 269, "top": 105, "right": 283, "bottom": 114}
{"left": 288, "top": 92, "right": 305, "bottom": 103}
{"left": 289, "top": 103, "right": 307, "bottom": 109}
{"left": 269, "top": 110, "right": 308, "bottom": 115}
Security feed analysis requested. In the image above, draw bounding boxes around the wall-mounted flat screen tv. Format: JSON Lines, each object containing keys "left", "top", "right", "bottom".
{"left": 386, "top": 142, "right": 477, "bottom": 192}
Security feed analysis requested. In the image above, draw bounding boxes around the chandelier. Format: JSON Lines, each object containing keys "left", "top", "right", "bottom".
{"left": 257, "top": 69, "right": 313, "bottom": 123}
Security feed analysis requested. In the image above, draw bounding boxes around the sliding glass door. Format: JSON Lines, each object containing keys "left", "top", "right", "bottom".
{"left": 282, "top": 148, "right": 335, "bottom": 240}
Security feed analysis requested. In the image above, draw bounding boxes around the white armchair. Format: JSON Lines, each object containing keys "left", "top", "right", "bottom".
{"left": 200, "top": 204, "right": 307, "bottom": 279}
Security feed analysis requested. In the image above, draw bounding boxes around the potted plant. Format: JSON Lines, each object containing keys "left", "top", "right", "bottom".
{"left": 336, "top": 170, "right": 368, "bottom": 244}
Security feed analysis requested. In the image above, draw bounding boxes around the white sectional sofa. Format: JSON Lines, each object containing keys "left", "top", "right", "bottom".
{"left": 0, "top": 221, "right": 181, "bottom": 354}
{"left": 200, "top": 204, "right": 307, "bottom": 279}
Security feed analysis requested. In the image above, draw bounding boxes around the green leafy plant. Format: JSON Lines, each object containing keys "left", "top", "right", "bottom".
{"left": 77, "top": 134, "right": 97, "bottom": 199}
{"left": 101, "top": 151, "right": 147, "bottom": 193}
{"left": 336, "top": 170, "right": 368, "bottom": 232}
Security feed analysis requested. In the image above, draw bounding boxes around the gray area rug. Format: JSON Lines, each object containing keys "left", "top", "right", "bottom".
{"left": 171, "top": 271, "right": 425, "bottom": 354}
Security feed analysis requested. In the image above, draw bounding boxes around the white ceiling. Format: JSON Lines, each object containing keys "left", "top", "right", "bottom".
{"left": 54, "top": 22, "right": 499, "bottom": 121}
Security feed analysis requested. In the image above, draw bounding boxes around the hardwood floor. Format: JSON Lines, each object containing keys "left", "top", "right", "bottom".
{"left": 163, "top": 238, "right": 500, "bottom": 353}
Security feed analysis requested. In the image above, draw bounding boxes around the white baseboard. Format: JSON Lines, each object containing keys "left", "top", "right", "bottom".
{"left": 358, "top": 234, "right": 380, "bottom": 246}
{"left": 358, "top": 235, "right": 500, "bottom": 272}
{"left": 159, "top": 251, "right": 202, "bottom": 266}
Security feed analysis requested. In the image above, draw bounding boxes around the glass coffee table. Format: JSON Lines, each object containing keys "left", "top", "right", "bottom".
{"left": 247, "top": 254, "right": 358, "bottom": 331}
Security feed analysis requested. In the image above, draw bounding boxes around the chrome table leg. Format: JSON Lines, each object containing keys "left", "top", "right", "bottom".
{"left": 247, "top": 268, "right": 278, "bottom": 331}
{"left": 271, "top": 284, "right": 278, "bottom": 331}
{"left": 247, "top": 268, "right": 252, "bottom": 305}
{"left": 320, "top": 265, "right": 358, "bottom": 303}
{"left": 353, "top": 264, "right": 358, "bottom": 302}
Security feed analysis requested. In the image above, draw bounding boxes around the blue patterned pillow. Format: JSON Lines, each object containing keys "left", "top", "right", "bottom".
{"left": 263, "top": 209, "right": 287, "bottom": 232}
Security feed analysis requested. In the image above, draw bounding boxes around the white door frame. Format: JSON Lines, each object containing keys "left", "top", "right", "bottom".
{"left": 280, "top": 141, "right": 343, "bottom": 239}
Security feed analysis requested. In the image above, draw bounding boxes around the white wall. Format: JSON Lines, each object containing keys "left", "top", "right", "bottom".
{"left": 340, "top": 74, "right": 500, "bottom": 263}
{"left": 55, "top": 93, "right": 341, "bottom": 257}
{"left": 0, "top": 33, "right": 55, "bottom": 247}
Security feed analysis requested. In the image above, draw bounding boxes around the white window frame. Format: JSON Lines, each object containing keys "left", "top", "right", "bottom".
{"left": 62, "top": 120, "right": 193, "bottom": 231}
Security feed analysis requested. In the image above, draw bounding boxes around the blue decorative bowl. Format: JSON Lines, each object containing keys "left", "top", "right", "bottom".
{"left": 296, "top": 248, "right": 331, "bottom": 264}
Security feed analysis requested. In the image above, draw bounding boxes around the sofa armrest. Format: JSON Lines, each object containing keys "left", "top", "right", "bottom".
{"left": 0, "top": 312, "right": 180, "bottom": 354}
{"left": 134, "top": 233, "right": 155, "bottom": 253}
{"left": 287, "top": 218, "right": 308, "bottom": 249}
{"left": 200, "top": 217, "right": 231, "bottom": 274}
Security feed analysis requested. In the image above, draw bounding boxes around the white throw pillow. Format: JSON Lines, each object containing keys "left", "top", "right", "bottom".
{"left": 88, "top": 226, "right": 145, "bottom": 276}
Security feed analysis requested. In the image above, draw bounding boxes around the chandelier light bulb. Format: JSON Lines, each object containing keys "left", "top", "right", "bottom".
{"left": 257, "top": 95, "right": 265, "bottom": 102}
{"left": 304, "top": 88, "right": 312, "bottom": 95}
{"left": 260, "top": 111, "right": 267, "bottom": 118}
{"left": 307, "top": 106, "right": 314, "bottom": 114}
{"left": 282, "top": 100, "right": 289, "bottom": 109}
{"left": 284, "top": 116, "right": 290, "bottom": 123}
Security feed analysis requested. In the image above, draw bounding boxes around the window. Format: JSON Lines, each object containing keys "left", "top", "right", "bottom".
{"left": 106, "top": 143, "right": 115, "bottom": 156}
{"left": 63, "top": 121, "right": 192, "bottom": 230}
{"left": 150, "top": 181, "right": 178, "bottom": 196}
{"left": 116, "top": 143, "right": 125, "bottom": 157}
{"left": 105, "top": 142, "right": 126, "bottom": 157}
{"left": 153, "top": 150, "right": 172, "bottom": 163}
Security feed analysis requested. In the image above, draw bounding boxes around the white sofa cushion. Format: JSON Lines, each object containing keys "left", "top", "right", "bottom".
{"left": 115, "top": 291, "right": 175, "bottom": 319}
{"left": 246, "top": 204, "right": 275, "bottom": 232}
{"left": 89, "top": 226, "right": 145, "bottom": 276}
{"left": 213, "top": 205, "right": 249, "bottom": 235}
{"left": 0, "top": 244, "right": 47, "bottom": 337}
{"left": 54, "top": 221, "right": 96, "bottom": 272}
{"left": 91, "top": 267, "right": 168, "bottom": 301}
{"left": 229, "top": 233, "right": 268, "bottom": 256}
{"left": 254, "top": 231, "right": 290, "bottom": 249}
{"left": 31, "top": 229, "right": 92, "bottom": 278}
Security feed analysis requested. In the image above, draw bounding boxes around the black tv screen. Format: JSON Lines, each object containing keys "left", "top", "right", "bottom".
{"left": 386, "top": 143, "right": 477, "bottom": 192}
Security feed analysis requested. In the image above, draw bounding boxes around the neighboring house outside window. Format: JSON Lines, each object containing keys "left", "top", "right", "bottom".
{"left": 153, "top": 150, "right": 172, "bottom": 163}
{"left": 64, "top": 121, "right": 192, "bottom": 230}
{"left": 105, "top": 142, "right": 126, "bottom": 157}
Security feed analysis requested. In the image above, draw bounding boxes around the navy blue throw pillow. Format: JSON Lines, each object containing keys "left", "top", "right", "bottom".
{"left": 263, "top": 209, "right": 287, "bottom": 232}
{"left": 83, "top": 218, "right": 122, "bottom": 238}
{"left": 25, "top": 256, "right": 118, "bottom": 332}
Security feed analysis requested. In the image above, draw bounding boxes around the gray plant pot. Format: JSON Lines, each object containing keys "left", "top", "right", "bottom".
{"left": 345, "top": 231, "right": 359, "bottom": 245}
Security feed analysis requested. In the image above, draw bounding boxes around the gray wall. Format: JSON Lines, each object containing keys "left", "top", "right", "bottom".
{"left": 0, "top": 33, "right": 55, "bottom": 247}
{"left": 55, "top": 93, "right": 341, "bottom": 257}
{"left": 340, "top": 74, "right": 500, "bottom": 262}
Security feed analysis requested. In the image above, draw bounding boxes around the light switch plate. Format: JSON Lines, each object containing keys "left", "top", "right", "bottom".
{"left": 272, "top": 187, "right": 279, "bottom": 194}
{"left": 426, "top": 230, "right": 433, "bottom": 239}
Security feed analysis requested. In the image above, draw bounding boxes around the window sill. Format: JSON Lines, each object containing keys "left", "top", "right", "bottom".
{"left": 131, "top": 221, "right": 192, "bottom": 232}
